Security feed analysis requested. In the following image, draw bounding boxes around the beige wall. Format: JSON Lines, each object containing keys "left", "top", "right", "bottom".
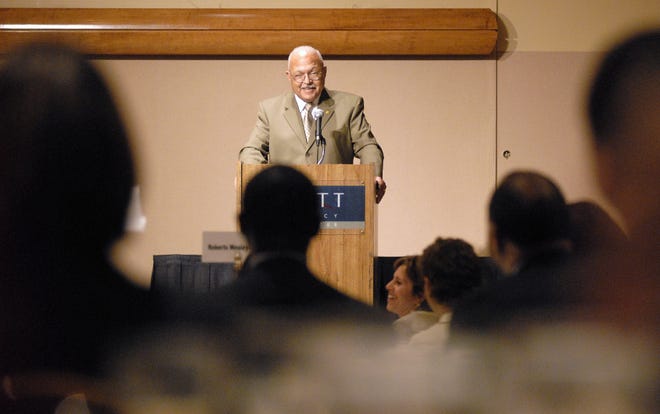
{"left": 498, "top": 0, "right": 660, "bottom": 52}
{"left": 3, "top": 1, "right": 659, "bottom": 287}
{"left": 102, "top": 56, "right": 496, "bottom": 287}
{"left": 496, "top": 0, "right": 660, "bottom": 232}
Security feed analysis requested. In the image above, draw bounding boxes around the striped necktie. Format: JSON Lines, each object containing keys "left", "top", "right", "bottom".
{"left": 302, "top": 103, "right": 312, "bottom": 142}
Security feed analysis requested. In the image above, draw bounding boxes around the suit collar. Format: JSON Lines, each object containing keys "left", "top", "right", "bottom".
{"left": 285, "top": 89, "right": 333, "bottom": 108}
{"left": 316, "top": 89, "right": 336, "bottom": 130}
{"left": 283, "top": 93, "right": 308, "bottom": 146}
{"left": 283, "top": 89, "right": 335, "bottom": 149}
{"left": 318, "top": 88, "right": 332, "bottom": 105}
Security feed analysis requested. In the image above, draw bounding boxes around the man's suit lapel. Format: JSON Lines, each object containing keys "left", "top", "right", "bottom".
{"left": 317, "top": 89, "right": 335, "bottom": 133}
{"left": 283, "top": 90, "right": 336, "bottom": 152}
{"left": 282, "top": 93, "right": 309, "bottom": 148}
{"left": 308, "top": 89, "right": 335, "bottom": 152}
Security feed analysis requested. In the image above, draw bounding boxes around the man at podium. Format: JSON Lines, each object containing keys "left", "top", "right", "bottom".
{"left": 239, "top": 45, "right": 387, "bottom": 203}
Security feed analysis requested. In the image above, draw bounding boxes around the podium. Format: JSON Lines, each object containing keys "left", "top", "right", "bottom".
{"left": 236, "top": 162, "right": 376, "bottom": 304}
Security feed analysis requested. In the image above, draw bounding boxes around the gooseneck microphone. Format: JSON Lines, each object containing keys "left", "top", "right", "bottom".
{"left": 311, "top": 106, "right": 326, "bottom": 164}
{"left": 311, "top": 107, "right": 324, "bottom": 144}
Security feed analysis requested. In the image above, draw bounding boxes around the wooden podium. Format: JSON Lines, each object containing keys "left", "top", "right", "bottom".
{"left": 236, "top": 162, "right": 376, "bottom": 304}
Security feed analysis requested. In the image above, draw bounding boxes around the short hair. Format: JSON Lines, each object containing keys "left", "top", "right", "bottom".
{"left": 393, "top": 255, "right": 424, "bottom": 299}
{"left": 588, "top": 29, "right": 660, "bottom": 146}
{"left": 418, "top": 238, "right": 482, "bottom": 306}
{"left": 239, "top": 166, "right": 320, "bottom": 251}
{"left": 288, "top": 45, "right": 324, "bottom": 68}
{"left": 489, "top": 171, "right": 570, "bottom": 250}
{"left": 0, "top": 43, "right": 135, "bottom": 253}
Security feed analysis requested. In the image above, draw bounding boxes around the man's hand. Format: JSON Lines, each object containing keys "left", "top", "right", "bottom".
{"left": 375, "top": 176, "right": 387, "bottom": 203}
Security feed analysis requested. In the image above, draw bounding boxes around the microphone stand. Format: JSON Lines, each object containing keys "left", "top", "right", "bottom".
{"left": 316, "top": 135, "right": 326, "bottom": 164}
{"left": 313, "top": 108, "right": 326, "bottom": 164}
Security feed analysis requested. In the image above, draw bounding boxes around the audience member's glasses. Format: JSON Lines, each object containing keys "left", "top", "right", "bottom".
{"left": 292, "top": 71, "right": 323, "bottom": 82}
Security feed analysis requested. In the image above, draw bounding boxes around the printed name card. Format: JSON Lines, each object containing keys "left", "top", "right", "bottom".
{"left": 202, "top": 231, "right": 249, "bottom": 263}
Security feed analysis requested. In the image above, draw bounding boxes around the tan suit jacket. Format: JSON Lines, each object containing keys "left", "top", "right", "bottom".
{"left": 239, "top": 89, "right": 384, "bottom": 177}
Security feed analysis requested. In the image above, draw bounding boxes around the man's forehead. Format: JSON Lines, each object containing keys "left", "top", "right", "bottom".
{"left": 289, "top": 56, "right": 323, "bottom": 69}
{"left": 291, "top": 65, "right": 324, "bottom": 73}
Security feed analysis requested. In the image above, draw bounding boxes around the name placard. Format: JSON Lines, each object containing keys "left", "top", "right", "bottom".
{"left": 316, "top": 185, "right": 365, "bottom": 229}
{"left": 202, "top": 231, "right": 249, "bottom": 263}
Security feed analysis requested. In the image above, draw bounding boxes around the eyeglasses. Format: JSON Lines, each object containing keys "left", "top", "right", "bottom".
{"left": 291, "top": 71, "right": 324, "bottom": 82}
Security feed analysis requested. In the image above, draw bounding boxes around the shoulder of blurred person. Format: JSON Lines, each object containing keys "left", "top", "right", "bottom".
{"left": 450, "top": 251, "right": 580, "bottom": 336}
{"left": 0, "top": 42, "right": 162, "bottom": 380}
{"left": 215, "top": 252, "right": 389, "bottom": 323}
{"left": 568, "top": 200, "right": 628, "bottom": 257}
{"left": 450, "top": 171, "right": 579, "bottom": 336}
{"left": 406, "top": 312, "right": 452, "bottom": 349}
{"left": 585, "top": 29, "right": 660, "bottom": 335}
{"left": 392, "top": 310, "right": 439, "bottom": 342}
{"left": 175, "top": 165, "right": 392, "bottom": 330}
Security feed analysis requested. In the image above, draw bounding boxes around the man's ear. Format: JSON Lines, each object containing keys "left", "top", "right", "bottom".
{"left": 499, "top": 241, "right": 522, "bottom": 275}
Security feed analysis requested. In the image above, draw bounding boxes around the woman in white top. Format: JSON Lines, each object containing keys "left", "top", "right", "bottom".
{"left": 385, "top": 256, "right": 438, "bottom": 342}
{"left": 408, "top": 238, "right": 483, "bottom": 349}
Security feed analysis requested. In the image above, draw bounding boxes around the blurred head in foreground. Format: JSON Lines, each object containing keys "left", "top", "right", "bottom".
{"left": 587, "top": 29, "right": 660, "bottom": 233}
{"left": 585, "top": 29, "right": 660, "bottom": 332}
{"left": 0, "top": 42, "right": 135, "bottom": 264}
{"left": 239, "top": 165, "right": 320, "bottom": 253}
{"left": 488, "top": 170, "right": 571, "bottom": 274}
{"left": 0, "top": 43, "right": 150, "bottom": 380}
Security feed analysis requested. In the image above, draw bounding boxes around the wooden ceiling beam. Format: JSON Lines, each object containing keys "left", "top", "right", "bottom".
{"left": 0, "top": 8, "right": 498, "bottom": 57}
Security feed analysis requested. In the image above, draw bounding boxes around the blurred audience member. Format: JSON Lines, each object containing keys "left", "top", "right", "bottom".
{"left": 107, "top": 327, "right": 245, "bottom": 414}
{"left": 585, "top": 28, "right": 660, "bottom": 332}
{"left": 567, "top": 200, "right": 628, "bottom": 257}
{"left": 191, "top": 165, "right": 390, "bottom": 356}
{"left": 405, "top": 238, "right": 483, "bottom": 349}
{"left": 450, "top": 171, "right": 575, "bottom": 334}
{"left": 386, "top": 256, "right": 438, "bottom": 342}
{"left": 478, "top": 256, "right": 504, "bottom": 285}
{"left": 443, "top": 31, "right": 660, "bottom": 414}
{"left": 182, "top": 165, "right": 393, "bottom": 405}
{"left": 214, "top": 165, "right": 385, "bottom": 318}
{"left": 485, "top": 170, "right": 572, "bottom": 276}
{"left": 0, "top": 43, "right": 159, "bottom": 412}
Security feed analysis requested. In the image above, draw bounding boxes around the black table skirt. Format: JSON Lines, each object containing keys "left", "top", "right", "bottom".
{"left": 150, "top": 254, "right": 238, "bottom": 294}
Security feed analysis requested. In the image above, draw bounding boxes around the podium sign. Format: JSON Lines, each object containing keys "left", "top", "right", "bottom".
{"left": 237, "top": 162, "right": 376, "bottom": 304}
{"left": 318, "top": 185, "right": 365, "bottom": 230}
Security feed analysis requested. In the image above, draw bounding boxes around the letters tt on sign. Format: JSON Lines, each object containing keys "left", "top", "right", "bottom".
{"left": 316, "top": 185, "right": 365, "bottom": 230}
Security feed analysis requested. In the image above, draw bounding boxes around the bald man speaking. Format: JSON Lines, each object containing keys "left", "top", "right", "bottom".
{"left": 239, "top": 45, "right": 386, "bottom": 203}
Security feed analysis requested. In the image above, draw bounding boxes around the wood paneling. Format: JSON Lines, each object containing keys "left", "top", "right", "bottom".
{"left": 0, "top": 8, "right": 498, "bottom": 56}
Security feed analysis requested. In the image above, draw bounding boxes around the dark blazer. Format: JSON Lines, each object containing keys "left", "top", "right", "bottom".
{"left": 450, "top": 247, "right": 579, "bottom": 335}
{"left": 239, "top": 89, "right": 384, "bottom": 177}
{"left": 217, "top": 253, "right": 385, "bottom": 318}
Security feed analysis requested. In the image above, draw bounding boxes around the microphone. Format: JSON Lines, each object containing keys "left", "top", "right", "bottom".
{"left": 311, "top": 107, "right": 324, "bottom": 144}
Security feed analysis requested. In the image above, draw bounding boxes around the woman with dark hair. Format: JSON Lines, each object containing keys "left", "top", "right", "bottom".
{"left": 386, "top": 256, "right": 437, "bottom": 342}
{"left": 0, "top": 43, "right": 157, "bottom": 411}
{"left": 407, "top": 238, "right": 483, "bottom": 349}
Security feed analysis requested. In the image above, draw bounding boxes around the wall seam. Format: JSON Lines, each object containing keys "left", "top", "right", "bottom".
{"left": 495, "top": 0, "right": 501, "bottom": 190}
